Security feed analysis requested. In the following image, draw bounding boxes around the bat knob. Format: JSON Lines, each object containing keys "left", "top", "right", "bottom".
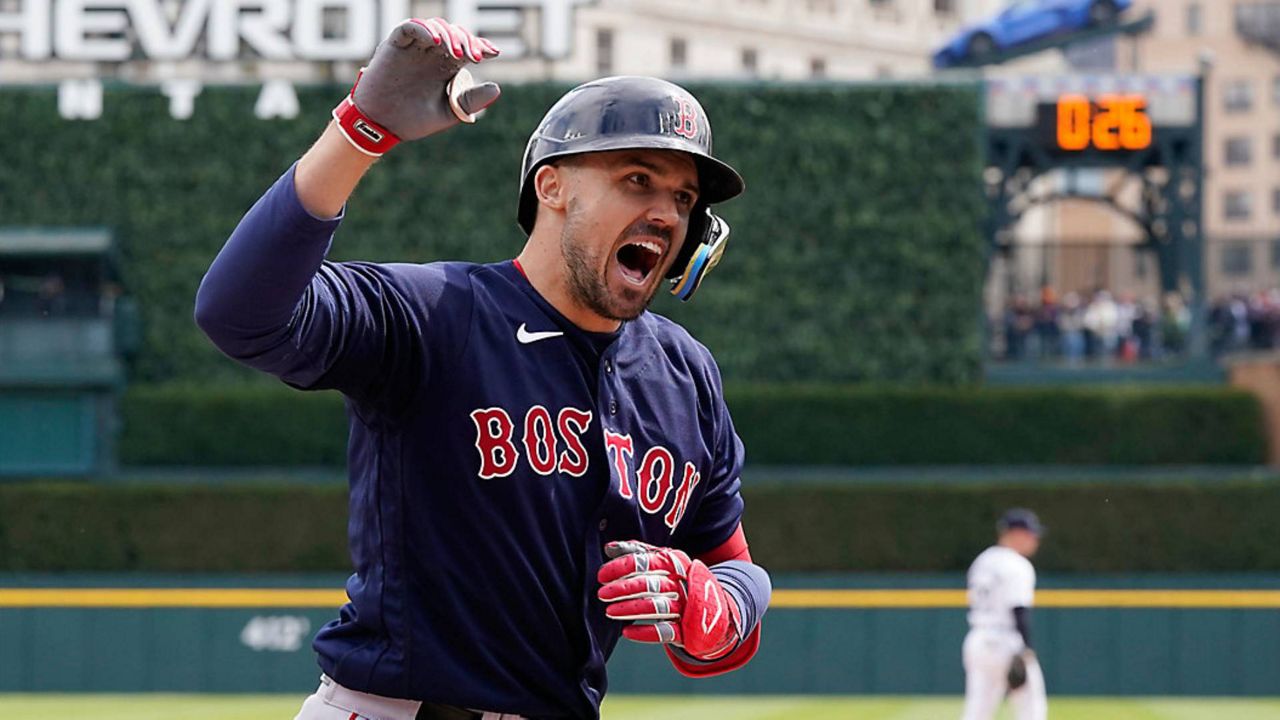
{"left": 448, "top": 68, "right": 478, "bottom": 124}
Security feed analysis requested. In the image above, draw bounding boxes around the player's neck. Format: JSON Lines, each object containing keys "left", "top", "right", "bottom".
{"left": 997, "top": 538, "right": 1022, "bottom": 554}
{"left": 515, "top": 240, "right": 623, "bottom": 334}
{"left": 998, "top": 538, "right": 1031, "bottom": 558}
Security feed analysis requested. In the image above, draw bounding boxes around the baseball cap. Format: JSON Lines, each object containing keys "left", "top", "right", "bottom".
{"left": 997, "top": 508, "right": 1044, "bottom": 536}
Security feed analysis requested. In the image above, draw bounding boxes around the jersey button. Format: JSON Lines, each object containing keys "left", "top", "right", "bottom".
{"left": 605, "top": 360, "right": 613, "bottom": 374}
{"left": 598, "top": 518, "right": 608, "bottom": 531}
{"left": 609, "top": 400, "right": 618, "bottom": 415}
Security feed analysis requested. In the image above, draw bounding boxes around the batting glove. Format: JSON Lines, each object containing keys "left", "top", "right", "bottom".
{"left": 333, "top": 17, "right": 501, "bottom": 156}
{"left": 597, "top": 540, "right": 742, "bottom": 661}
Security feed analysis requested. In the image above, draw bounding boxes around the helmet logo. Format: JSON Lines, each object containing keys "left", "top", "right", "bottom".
{"left": 674, "top": 98, "right": 699, "bottom": 140}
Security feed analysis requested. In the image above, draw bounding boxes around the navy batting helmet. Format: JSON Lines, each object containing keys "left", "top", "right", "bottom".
{"left": 517, "top": 76, "right": 745, "bottom": 301}
{"left": 997, "top": 508, "right": 1045, "bottom": 536}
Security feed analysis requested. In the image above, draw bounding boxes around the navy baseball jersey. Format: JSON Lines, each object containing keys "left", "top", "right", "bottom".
{"left": 195, "top": 166, "right": 747, "bottom": 719}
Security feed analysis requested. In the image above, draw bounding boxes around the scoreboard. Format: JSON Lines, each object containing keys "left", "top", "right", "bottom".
{"left": 1044, "top": 93, "right": 1151, "bottom": 152}
{"left": 981, "top": 71, "right": 1205, "bottom": 317}
{"left": 986, "top": 74, "right": 1197, "bottom": 162}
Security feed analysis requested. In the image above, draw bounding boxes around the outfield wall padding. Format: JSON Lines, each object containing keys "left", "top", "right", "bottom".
{"left": 0, "top": 574, "right": 1276, "bottom": 696}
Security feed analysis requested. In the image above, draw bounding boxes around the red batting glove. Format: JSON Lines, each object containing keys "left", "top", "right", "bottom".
{"left": 597, "top": 540, "right": 741, "bottom": 661}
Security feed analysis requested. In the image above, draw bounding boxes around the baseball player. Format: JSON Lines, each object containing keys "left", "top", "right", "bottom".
{"left": 961, "top": 508, "right": 1047, "bottom": 720}
{"left": 194, "top": 16, "right": 771, "bottom": 720}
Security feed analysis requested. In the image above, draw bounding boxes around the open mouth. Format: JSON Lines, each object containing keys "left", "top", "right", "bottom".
{"left": 616, "top": 240, "right": 664, "bottom": 285}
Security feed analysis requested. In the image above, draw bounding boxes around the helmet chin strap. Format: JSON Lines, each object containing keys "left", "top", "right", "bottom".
{"left": 669, "top": 212, "right": 730, "bottom": 302}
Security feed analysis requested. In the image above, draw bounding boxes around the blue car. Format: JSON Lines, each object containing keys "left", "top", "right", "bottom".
{"left": 933, "top": 0, "right": 1132, "bottom": 68}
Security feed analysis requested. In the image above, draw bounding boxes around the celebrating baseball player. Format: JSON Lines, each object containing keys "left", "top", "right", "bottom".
{"left": 961, "top": 508, "right": 1047, "bottom": 720}
{"left": 194, "top": 16, "right": 771, "bottom": 720}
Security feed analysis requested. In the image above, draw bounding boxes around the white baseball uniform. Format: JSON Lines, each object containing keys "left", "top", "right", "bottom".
{"left": 961, "top": 545, "right": 1047, "bottom": 720}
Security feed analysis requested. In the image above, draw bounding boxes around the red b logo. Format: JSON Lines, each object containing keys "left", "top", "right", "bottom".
{"left": 674, "top": 99, "right": 698, "bottom": 139}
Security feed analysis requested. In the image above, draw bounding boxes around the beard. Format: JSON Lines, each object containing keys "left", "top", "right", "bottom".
{"left": 561, "top": 205, "right": 661, "bottom": 322}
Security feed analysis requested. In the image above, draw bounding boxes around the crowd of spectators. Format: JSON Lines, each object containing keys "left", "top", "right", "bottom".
{"left": 1206, "top": 290, "right": 1280, "bottom": 355}
{"left": 995, "top": 286, "right": 1191, "bottom": 363}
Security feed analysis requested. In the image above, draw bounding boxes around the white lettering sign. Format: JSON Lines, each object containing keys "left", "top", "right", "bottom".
{"left": 208, "top": 0, "right": 293, "bottom": 61}
{"left": 0, "top": 0, "right": 51, "bottom": 58}
{"left": 239, "top": 615, "right": 311, "bottom": 652}
{"left": 448, "top": 0, "right": 592, "bottom": 58}
{"left": 129, "top": 0, "right": 215, "bottom": 60}
{"left": 0, "top": 0, "right": 588, "bottom": 62}
{"left": 52, "top": 78, "right": 312, "bottom": 120}
{"left": 160, "top": 79, "right": 202, "bottom": 120}
{"left": 57, "top": 79, "right": 103, "bottom": 119}
{"left": 293, "top": 0, "right": 375, "bottom": 60}
{"left": 255, "top": 79, "right": 300, "bottom": 119}
{"left": 18, "top": 0, "right": 595, "bottom": 122}
{"left": 55, "top": 0, "right": 131, "bottom": 61}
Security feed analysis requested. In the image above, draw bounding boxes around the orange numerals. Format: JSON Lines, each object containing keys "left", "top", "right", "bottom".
{"left": 1056, "top": 93, "right": 1152, "bottom": 152}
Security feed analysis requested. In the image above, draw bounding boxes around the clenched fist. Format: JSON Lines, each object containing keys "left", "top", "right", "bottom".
{"left": 597, "top": 540, "right": 741, "bottom": 661}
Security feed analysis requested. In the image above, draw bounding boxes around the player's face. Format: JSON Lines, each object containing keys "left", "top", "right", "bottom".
{"left": 1027, "top": 533, "right": 1041, "bottom": 556}
{"left": 1009, "top": 529, "right": 1040, "bottom": 557}
{"left": 558, "top": 150, "right": 699, "bottom": 321}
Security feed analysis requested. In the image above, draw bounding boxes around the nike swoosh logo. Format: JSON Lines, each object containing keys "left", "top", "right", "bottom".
{"left": 701, "top": 578, "right": 723, "bottom": 636}
{"left": 516, "top": 323, "right": 564, "bottom": 344}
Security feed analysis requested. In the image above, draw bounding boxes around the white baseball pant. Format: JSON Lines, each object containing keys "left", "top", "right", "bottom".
{"left": 960, "top": 629, "right": 1047, "bottom": 720}
{"left": 293, "top": 674, "right": 525, "bottom": 720}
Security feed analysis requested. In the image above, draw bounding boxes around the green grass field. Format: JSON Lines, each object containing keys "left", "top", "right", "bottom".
{"left": 2, "top": 695, "right": 1279, "bottom": 719}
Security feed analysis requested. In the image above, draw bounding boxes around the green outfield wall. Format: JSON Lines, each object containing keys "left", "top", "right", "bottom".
{"left": 0, "top": 82, "right": 985, "bottom": 385}
{"left": 4, "top": 480, "right": 1279, "bottom": 574}
{"left": 116, "top": 383, "right": 1268, "bottom": 467}
{"left": 1, "top": 575, "right": 1277, "bottom": 696}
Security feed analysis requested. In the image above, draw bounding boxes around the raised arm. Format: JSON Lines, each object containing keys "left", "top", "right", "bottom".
{"left": 294, "top": 123, "right": 378, "bottom": 221}
{"left": 295, "top": 17, "right": 501, "bottom": 218}
{"left": 195, "top": 18, "right": 500, "bottom": 399}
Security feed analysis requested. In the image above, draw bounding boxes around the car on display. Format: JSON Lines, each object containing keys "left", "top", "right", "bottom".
{"left": 933, "top": 0, "right": 1132, "bottom": 69}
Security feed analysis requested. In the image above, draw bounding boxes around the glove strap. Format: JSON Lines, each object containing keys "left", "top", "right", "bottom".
{"left": 331, "top": 70, "right": 400, "bottom": 157}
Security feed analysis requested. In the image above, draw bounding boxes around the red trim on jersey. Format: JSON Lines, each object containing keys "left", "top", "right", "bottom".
{"left": 348, "top": 713, "right": 359, "bottom": 720}
{"left": 512, "top": 258, "right": 528, "bottom": 279}
{"left": 696, "top": 523, "right": 751, "bottom": 565}
{"left": 664, "top": 623, "right": 762, "bottom": 678}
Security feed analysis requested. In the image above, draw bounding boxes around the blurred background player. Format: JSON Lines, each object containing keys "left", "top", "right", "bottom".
{"left": 962, "top": 508, "right": 1046, "bottom": 720}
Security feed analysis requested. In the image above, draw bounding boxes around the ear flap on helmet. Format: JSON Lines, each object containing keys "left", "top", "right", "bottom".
{"left": 668, "top": 208, "right": 731, "bottom": 302}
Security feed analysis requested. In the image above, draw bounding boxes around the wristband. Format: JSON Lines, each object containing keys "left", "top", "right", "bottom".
{"left": 331, "top": 70, "right": 401, "bottom": 157}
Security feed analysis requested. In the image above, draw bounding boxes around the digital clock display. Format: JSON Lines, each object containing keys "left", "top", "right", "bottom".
{"left": 1039, "top": 93, "right": 1153, "bottom": 153}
